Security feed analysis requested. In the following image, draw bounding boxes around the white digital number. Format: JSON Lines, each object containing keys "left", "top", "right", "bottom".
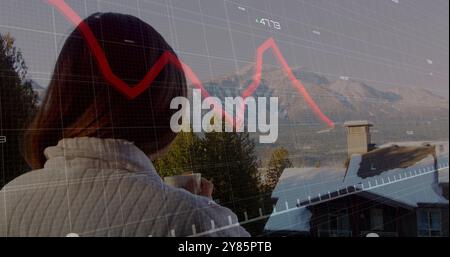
{"left": 256, "top": 18, "right": 281, "bottom": 30}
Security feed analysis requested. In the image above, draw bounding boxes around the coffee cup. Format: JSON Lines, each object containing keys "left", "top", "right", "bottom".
{"left": 164, "top": 173, "right": 202, "bottom": 194}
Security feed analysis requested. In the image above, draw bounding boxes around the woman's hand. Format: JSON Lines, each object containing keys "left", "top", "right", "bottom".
{"left": 199, "top": 178, "right": 214, "bottom": 199}
{"left": 185, "top": 177, "right": 214, "bottom": 199}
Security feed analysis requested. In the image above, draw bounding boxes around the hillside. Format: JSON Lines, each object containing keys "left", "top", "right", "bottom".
{"left": 202, "top": 66, "right": 448, "bottom": 124}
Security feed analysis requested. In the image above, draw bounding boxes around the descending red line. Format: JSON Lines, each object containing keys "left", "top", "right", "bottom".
{"left": 46, "top": 0, "right": 335, "bottom": 129}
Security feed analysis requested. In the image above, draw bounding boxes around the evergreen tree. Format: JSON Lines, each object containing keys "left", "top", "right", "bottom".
{"left": 0, "top": 33, "right": 37, "bottom": 187}
{"left": 201, "top": 130, "right": 261, "bottom": 209}
{"left": 154, "top": 121, "right": 266, "bottom": 235}
{"left": 264, "top": 147, "right": 292, "bottom": 192}
{"left": 154, "top": 130, "right": 203, "bottom": 178}
{"left": 200, "top": 128, "right": 265, "bottom": 235}
{"left": 155, "top": 127, "right": 262, "bottom": 212}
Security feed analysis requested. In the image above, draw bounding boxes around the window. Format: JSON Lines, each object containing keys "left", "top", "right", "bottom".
{"left": 318, "top": 208, "right": 351, "bottom": 237}
{"left": 417, "top": 209, "right": 442, "bottom": 237}
{"left": 370, "top": 208, "right": 384, "bottom": 230}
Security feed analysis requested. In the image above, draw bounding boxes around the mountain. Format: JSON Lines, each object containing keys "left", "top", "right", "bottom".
{"left": 201, "top": 66, "right": 449, "bottom": 124}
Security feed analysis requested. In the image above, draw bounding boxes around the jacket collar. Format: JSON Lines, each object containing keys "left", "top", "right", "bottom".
{"left": 43, "top": 137, "right": 161, "bottom": 181}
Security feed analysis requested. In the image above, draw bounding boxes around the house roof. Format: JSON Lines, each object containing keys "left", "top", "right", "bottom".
{"left": 264, "top": 141, "right": 449, "bottom": 232}
{"left": 357, "top": 144, "right": 437, "bottom": 178}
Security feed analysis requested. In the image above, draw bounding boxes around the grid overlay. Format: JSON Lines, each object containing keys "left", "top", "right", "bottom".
{"left": 0, "top": 0, "right": 448, "bottom": 237}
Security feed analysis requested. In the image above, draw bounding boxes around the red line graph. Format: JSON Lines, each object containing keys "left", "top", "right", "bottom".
{"left": 46, "top": 0, "right": 334, "bottom": 129}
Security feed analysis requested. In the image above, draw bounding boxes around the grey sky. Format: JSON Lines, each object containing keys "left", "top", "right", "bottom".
{"left": 0, "top": 0, "right": 448, "bottom": 96}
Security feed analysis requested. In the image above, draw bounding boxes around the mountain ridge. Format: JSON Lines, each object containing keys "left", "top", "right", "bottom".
{"left": 201, "top": 66, "right": 448, "bottom": 124}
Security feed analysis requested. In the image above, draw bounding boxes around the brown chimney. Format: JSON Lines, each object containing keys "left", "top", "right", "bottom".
{"left": 344, "top": 120, "right": 373, "bottom": 158}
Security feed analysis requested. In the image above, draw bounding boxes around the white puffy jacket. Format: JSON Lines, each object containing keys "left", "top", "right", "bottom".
{"left": 0, "top": 137, "right": 249, "bottom": 237}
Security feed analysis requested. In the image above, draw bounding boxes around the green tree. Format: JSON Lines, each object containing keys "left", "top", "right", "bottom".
{"left": 154, "top": 123, "right": 266, "bottom": 235}
{"left": 264, "top": 147, "right": 292, "bottom": 192}
{"left": 154, "top": 130, "right": 203, "bottom": 178}
{"left": 200, "top": 129, "right": 266, "bottom": 235}
{"left": 201, "top": 130, "right": 261, "bottom": 207}
{"left": 0, "top": 33, "right": 37, "bottom": 187}
{"left": 155, "top": 128, "right": 263, "bottom": 211}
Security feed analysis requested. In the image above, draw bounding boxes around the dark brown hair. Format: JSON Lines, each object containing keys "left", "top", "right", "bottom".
{"left": 24, "top": 13, "right": 187, "bottom": 169}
